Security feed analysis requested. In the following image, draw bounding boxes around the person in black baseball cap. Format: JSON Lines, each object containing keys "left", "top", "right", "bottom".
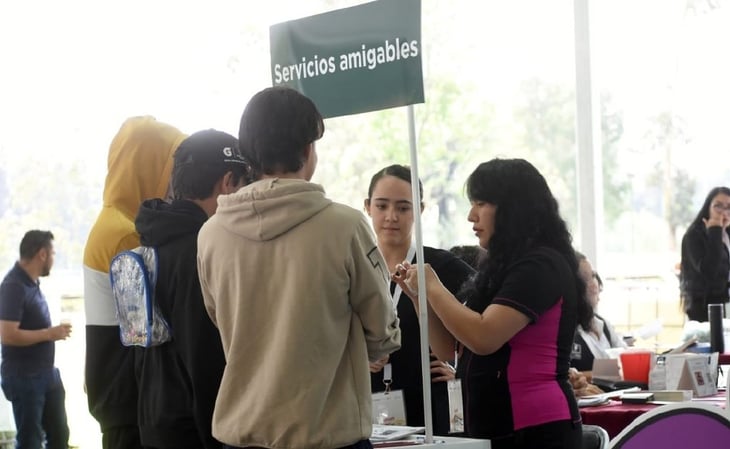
{"left": 171, "top": 129, "right": 251, "bottom": 208}
{"left": 132, "top": 128, "right": 250, "bottom": 449}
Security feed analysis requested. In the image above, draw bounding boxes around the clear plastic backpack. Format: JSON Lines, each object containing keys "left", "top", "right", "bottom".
{"left": 109, "top": 246, "right": 172, "bottom": 347}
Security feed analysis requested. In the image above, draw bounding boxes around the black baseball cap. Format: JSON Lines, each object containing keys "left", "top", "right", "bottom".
{"left": 174, "top": 129, "right": 248, "bottom": 168}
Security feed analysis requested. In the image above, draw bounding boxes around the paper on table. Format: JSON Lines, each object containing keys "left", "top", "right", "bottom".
{"left": 579, "top": 386, "right": 642, "bottom": 403}
{"left": 371, "top": 425, "right": 425, "bottom": 442}
{"left": 578, "top": 396, "right": 610, "bottom": 407}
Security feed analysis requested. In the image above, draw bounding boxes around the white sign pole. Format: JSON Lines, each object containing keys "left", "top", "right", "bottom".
{"left": 407, "top": 104, "right": 433, "bottom": 443}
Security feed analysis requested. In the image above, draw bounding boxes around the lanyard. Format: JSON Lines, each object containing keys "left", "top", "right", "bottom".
{"left": 390, "top": 245, "right": 416, "bottom": 310}
{"left": 382, "top": 363, "right": 393, "bottom": 392}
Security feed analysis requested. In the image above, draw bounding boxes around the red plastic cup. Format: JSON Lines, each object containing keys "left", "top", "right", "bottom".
{"left": 619, "top": 351, "right": 653, "bottom": 383}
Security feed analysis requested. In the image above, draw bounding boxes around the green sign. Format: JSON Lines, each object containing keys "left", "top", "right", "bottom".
{"left": 269, "top": 0, "right": 424, "bottom": 119}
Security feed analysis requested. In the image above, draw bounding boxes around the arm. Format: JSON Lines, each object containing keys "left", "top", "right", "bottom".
{"left": 400, "top": 252, "right": 563, "bottom": 358}
{"left": 0, "top": 320, "right": 71, "bottom": 346}
{"left": 0, "top": 281, "right": 72, "bottom": 345}
{"left": 683, "top": 226, "right": 727, "bottom": 278}
{"left": 348, "top": 216, "right": 401, "bottom": 362}
{"left": 173, "top": 261, "right": 225, "bottom": 449}
{"left": 425, "top": 252, "right": 476, "bottom": 368}
{"left": 396, "top": 263, "right": 529, "bottom": 358}
{"left": 427, "top": 288, "right": 529, "bottom": 356}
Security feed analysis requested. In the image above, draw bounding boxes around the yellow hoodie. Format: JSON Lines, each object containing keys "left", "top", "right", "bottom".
{"left": 83, "top": 116, "right": 185, "bottom": 429}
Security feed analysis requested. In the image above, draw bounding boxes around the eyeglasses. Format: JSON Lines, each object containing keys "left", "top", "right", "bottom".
{"left": 711, "top": 203, "right": 730, "bottom": 212}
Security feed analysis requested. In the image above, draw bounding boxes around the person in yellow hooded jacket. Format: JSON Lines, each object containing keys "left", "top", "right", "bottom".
{"left": 83, "top": 116, "right": 186, "bottom": 449}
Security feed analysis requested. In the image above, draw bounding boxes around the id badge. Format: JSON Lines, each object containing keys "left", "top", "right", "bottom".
{"left": 447, "top": 379, "right": 465, "bottom": 433}
{"left": 372, "top": 389, "right": 406, "bottom": 425}
{"left": 570, "top": 343, "right": 582, "bottom": 360}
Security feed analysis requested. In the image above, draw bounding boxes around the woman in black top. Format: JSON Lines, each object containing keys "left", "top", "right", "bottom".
{"left": 393, "top": 159, "right": 592, "bottom": 449}
{"left": 365, "top": 164, "right": 474, "bottom": 435}
{"left": 680, "top": 186, "right": 730, "bottom": 322}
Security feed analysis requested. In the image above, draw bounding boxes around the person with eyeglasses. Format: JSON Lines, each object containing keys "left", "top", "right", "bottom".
{"left": 680, "top": 186, "right": 730, "bottom": 322}
{"left": 570, "top": 252, "right": 628, "bottom": 379}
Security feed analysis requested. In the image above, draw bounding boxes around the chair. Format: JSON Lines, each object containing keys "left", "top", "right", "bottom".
{"left": 582, "top": 424, "right": 609, "bottom": 449}
{"left": 608, "top": 402, "right": 730, "bottom": 449}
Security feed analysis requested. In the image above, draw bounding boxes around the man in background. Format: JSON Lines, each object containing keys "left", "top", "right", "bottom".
{"left": 0, "top": 230, "right": 71, "bottom": 449}
{"left": 197, "top": 86, "right": 401, "bottom": 449}
{"left": 83, "top": 117, "right": 186, "bottom": 449}
{"left": 134, "top": 129, "right": 250, "bottom": 449}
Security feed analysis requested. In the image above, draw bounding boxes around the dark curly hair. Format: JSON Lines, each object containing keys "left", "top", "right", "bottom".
{"left": 460, "top": 158, "right": 592, "bottom": 330}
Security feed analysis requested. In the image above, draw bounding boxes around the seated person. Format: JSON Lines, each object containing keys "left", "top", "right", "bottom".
{"left": 571, "top": 252, "right": 628, "bottom": 379}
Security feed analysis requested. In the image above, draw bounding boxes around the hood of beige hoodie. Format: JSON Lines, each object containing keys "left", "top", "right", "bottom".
{"left": 214, "top": 178, "right": 333, "bottom": 241}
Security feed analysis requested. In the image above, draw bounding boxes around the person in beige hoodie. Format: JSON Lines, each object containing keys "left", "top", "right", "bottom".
{"left": 197, "top": 86, "right": 401, "bottom": 449}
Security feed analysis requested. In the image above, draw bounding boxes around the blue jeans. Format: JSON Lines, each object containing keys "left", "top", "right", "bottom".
{"left": 1, "top": 367, "right": 69, "bottom": 449}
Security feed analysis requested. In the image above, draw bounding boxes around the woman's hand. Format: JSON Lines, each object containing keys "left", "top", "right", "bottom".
{"left": 703, "top": 212, "right": 730, "bottom": 229}
{"left": 369, "top": 355, "right": 389, "bottom": 373}
{"left": 430, "top": 358, "right": 456, "bottom": 383}
{"left": 568, "top": 368, "right": 604, "bottom": 397}
{"left": 568, "top": 368, "right": 588, "bottom": 392}
{"left": 391, "top": 262, "right": 441, "bottom": 303}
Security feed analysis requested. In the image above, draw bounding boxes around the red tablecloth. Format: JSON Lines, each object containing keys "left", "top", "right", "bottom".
{"left": 719, "top": 353, "right": 730, "bottom": 365}
{"left": 580, "top": 394, "right": 727, "bottom": 439}
{"left": 580, "top": 400, "right": 657, "bottom": 439}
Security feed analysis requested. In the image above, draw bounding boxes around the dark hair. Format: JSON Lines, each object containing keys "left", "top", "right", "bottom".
{"left": 238, "top": 86, "right": 324, "bottom": 177}
{"left": 462, "top": 158, "right": 592, "bottom": 330}
{"left": 574, "top": 250, "right": 604, "bottom": 330}
{"left": 172, "top": 157, "right": 251, "bottom": 200}
{"left": 575, "top": 251, "right": 604, "bottom": 291}
{"left": 449, "top": 245, "right": 485, "bottom": 270}
{"left": 366, "top": 164, "right": 423, "bottom": 203}
{"left": 689, "top": 186, "right": 730, "bottom": 230}
{"left": 20, "top": 230, "right": 54, "bottom": 260}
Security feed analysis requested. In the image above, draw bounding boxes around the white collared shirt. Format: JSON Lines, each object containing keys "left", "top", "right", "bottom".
{"left": 576, "top": 315, "right": 627, "bottom": 360}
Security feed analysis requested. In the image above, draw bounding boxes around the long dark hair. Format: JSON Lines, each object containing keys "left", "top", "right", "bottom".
{"left": 679, "top": 186, "right": 730, "bottom": 311}
{"left": 689, "top": 186, "right": 730, "bottom": 230}
{"left": 460, "top": 158, "right": 592, "bottom": 330}
{"left": 575, "top": 251, "right": 602, "bottom": 331}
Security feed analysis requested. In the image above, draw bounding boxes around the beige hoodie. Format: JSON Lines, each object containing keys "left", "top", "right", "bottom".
{"left": 197, "top": 178, "right": 400, "bottom": 449}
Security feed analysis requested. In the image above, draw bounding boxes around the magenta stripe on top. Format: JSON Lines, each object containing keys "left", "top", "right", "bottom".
{"left": 507, "top": 297, "right": 571, "bottom": 430}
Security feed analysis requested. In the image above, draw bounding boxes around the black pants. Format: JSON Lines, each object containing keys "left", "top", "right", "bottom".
{"left": 102, "top": 426, "right": 143, "bottom": 449}
{"left": 490, "top": 420, "right": 582, "bottom": 449}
